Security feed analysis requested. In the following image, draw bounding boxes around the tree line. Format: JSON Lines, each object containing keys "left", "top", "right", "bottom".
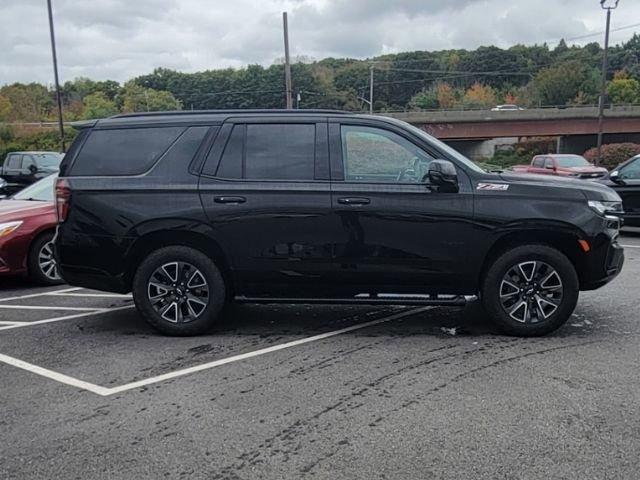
{"left": 1, "top": 35, "right": 639, "bottom": 124}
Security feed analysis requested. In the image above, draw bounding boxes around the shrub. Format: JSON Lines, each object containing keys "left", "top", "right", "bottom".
{"left": 513, "top": 137, "right": 556, "bottom": 158}
{"left": 583, "top": 143, "right": 640, "bottom": 169}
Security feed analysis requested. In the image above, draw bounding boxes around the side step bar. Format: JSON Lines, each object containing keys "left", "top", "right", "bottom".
{"left": 234, "top": 294, "right": 470, "bottom": 307}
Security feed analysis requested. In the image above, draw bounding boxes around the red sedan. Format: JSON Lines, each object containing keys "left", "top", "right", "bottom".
{"left": 0, "top": 174, "right": 62, "bottom": 284}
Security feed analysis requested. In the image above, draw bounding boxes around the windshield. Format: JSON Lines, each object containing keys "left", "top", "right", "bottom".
{"left": 556, "top": 155, "right": 590, "bottom": 168}
{"left": 402, "top": 122, "right": 486, "bottom": 173}
{"left": 12, "top": 174, "right": 57, "bottom": 202}
{"left": 32, "top": 153, "right": 63, "bottom": 168}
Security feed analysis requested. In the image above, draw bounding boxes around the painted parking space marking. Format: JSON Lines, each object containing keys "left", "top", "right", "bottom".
{"left": 621, "top": 244, "right": 640, "bottom": 249}
{"left": 0, "top": 305, "right": 100, "bottom": 311}
{"left": 0, "top": 321, "right": 28, "bottom": 326}
{"left": 0, "top": 287, "right": 82, "bottom": 303}
{"left": 0, "top": 306, "right": 431, "bottom": 396}
{"left": 0, "top": 304, "right": 135, "bottom": 331}
{"left": 45, "top": 292, "right": 133, "bottom": 299}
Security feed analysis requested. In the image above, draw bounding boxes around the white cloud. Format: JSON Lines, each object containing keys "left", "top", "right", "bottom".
{"left": 0, "top": 0, "right": 638, "bottom": 85}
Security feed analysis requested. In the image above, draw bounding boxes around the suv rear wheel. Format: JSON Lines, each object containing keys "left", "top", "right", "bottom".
{"left": 481, "top": 244, "right": 579, "bottom": 336}
{"left": 132, "top": 246, "right": 226, "bottom": 336}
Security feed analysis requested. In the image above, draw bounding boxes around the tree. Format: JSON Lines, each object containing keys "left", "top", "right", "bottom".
{"left": 408, "top": 88, "right": 439, "bottom": 110}
{"left": 531, "top": 60, "right": 599, "bottom": 106}
{"left": 0, "top": 95, "right": 12, "bottom": 121}
{"left": 461, "top": 82, "right": 496, "bottom": 108}
{"left": 121, "top": 82, "right": 181, "bottom": 112}
{"left": 607, "top": 70, "right": 640, "bottom": 104}
{"left": 436, "top": 83, "right": 456, "bottom": 109}
{"left": 82, "top": 92, "right": 119, "bottom": 119}
{"left": 0, "top": 83, "right": 53, "bottom": 121}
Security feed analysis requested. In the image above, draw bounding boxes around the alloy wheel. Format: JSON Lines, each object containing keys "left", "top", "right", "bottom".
{"left": 38, "top": 241, "right": 61, "bottom": 281}
{"left": 147, "top": 261, "right": 209, "bottom": 323}
{"left": 499, "top": 261, "right": 563, "bottom": 323}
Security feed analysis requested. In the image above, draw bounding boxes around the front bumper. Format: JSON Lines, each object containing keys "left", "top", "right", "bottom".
{"left": 580, "top": 231, "right": 625, "bottom": 291}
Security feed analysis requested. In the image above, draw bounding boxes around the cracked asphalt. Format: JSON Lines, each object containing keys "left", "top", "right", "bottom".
{"left": 0, "top": 231, "right": 639, "bottom": 479}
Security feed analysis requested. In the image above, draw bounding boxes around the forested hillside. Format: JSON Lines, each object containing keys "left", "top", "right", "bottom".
{"left": 1, "top": 35, "right": 639, "bottom": 124}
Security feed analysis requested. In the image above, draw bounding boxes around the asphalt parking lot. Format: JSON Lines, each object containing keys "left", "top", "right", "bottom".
{"left": 1, "top": 232, "right": 639, "bottom": 479}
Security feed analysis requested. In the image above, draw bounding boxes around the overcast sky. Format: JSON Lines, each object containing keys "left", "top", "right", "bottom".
{"left": 1, "top": 0, "right": 639, "bottom": 86}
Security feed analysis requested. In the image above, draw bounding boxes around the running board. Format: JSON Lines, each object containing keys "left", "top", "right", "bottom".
{"left": 234, "top": 294, "right": 470, "bottom": 307}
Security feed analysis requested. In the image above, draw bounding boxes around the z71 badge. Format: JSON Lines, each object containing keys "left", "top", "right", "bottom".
{"left": 477, "top": 183, "right": 510, "bottom": 191}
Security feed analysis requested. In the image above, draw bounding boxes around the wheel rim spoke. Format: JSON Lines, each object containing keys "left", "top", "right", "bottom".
{"left": 38, "top": 241, "right": 60, "bottom": 280}
{"left": 500, "top": 260, "right": 563, "bottom": 324}
{"left": 148, "top": 261, "right": 209, "bottom": 324}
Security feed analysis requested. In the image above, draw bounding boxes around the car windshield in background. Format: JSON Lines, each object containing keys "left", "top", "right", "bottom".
{"left": 33, "top": 153, "right": 63, "bottom": 168}
{"left": 556, "top": 155, "right": 590, "bottom": 168}
{"left": 12, "top": 174, "right": 56, "bottom": 202}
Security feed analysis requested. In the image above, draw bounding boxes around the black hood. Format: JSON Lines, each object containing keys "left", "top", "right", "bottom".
{"left": 497, "top": 171, "right": 621, "bottom": 202}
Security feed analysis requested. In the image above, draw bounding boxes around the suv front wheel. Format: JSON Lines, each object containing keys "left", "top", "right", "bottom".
{"left": 481, "top": 244, "right": 579, "bottom": 336}
{"left": 132, "top": 246, "right": 226, "bottom": 336}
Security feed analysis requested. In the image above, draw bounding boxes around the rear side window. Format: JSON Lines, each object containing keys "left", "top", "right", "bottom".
{"left": 532, "top": 157, "right": 544, "bottom": 168}
{"left": 70, "top": 126, "right": 184, "bottom": 176}
{"left": 6, "top": 154, "right": 21, "bottom": 169}
{"left": 210, "top": 123, "right": 316, "bottom": 181}
{"left": 245, "top": 124, "right": 315, "bottom": 180}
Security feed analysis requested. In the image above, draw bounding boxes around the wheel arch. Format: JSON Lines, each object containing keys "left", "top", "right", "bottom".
{"left": 479, "top": 228, "right": 588, "bottom": 290}
{"left": 123, "top": 230, "right": 234, "bottom": 297}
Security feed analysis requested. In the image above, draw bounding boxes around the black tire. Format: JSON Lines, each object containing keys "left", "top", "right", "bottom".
{"left": 481, "top": 244, "right": 579, "bottom": 337}
{"left": 28, "top": 232, "right": 64, "bottom": 285}
{"left": 132, "top": 246, "right": 226, "bottom": 336}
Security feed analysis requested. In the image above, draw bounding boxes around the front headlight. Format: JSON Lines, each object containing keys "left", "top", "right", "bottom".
{"left": 0, "top": 221, "right": 23, "bottom": 238}
{"left": 588, "top": 200, "right": 623, "bottom": 216}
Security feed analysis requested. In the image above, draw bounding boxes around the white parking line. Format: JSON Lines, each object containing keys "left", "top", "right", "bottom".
{"left": 0, "top": 353, "right": 111, "bottom": 396}
{"left": 621, "top": 244, "right": 640, "bottom": 249}
{"left": 0, "top": 321, "right": 28, "bottom": 326}
{"left": 0, "top": 304, "right": 135, "bottom": 331}
{"left": 45, "top": 292, "right": 133, "bottom": 299}
{"left": 0, "top": 305, "right": 100, "bottom": 311}
{"left": 0, "top": 287, "right": 82, "bottom": 303}
{"left": 0, "top": 306, "right": 431, "bottom": 396}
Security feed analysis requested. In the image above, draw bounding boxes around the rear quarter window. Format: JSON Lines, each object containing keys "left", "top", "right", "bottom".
{"left": 69, "top": 126, "right": 185, "bottom": 176}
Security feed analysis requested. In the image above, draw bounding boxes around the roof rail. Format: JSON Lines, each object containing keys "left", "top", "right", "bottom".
{"left": 110, "top": 109, "right": 352, "bottom": 119}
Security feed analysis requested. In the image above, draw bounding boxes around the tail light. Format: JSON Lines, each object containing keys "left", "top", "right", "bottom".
{"left": 55, "top": 178, "right": 71, "bottom": 223}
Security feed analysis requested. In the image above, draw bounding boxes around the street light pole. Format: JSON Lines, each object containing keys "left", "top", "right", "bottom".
{"left": 46, "top": 0, "right": 65, "bottom": 152}
{"left": 596, "top": 0, "right": 620, "bottom": 165}
{"left": 369, "top": 64, "right": 374, "bottom": 114}
{"left": 282, "top": 12, "right": 293, "bottom": 109}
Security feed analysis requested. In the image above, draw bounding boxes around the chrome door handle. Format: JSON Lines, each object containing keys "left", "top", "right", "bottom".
{"left": 214, "top": 196, "right": 246, "bottom": 204}
{"left": 337, "top": 197, "right": 370, "bottom": 205}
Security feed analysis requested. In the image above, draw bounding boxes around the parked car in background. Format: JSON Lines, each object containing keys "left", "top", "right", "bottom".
{"left": 597, "top": 155, "right": 640, "bottom": 227}
{"left": 0, "top": 151, "right": 63, "bottom": 194}
{"left": 55, "top": 110, "right": 623, "bottom": 338}
{"left": 0, "top": 174, "right": 62, "bottom": 284}
{"left": 491, "top": 104, "right": 525, "bottom": 111}
{"left": 512, "top": 154, "right": 608, "bottom": 179}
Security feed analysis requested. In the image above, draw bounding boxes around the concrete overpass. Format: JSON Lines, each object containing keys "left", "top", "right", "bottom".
{"left": 386, "top": 106, "right": 640, "bottom": 158}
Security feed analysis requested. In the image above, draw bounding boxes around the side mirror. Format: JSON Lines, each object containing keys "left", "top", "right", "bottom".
{"left": 609, "top": 170, "right": 624, "bottom": 184}
{"left": 545, "top": 164, "right": 555, "bottom": 170}
{"left": 28, "top": 164, "right": 38, "bottom": 174}
{"left": 427, "top": 160, "right": 459, "bottom": 193}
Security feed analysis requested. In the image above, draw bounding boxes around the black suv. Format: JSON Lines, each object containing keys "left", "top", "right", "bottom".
{"left": 54, "top": 110, "right": 624, "bottom": 337}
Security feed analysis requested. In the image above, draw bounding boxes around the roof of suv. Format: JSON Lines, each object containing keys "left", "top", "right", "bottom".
{"left": 71, "top": 109, "right": 358, "bottom": 129}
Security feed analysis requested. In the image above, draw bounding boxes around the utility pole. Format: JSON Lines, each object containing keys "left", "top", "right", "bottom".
{"left": 596, "top": 0, "right": 620, "bottom": 165}
{"left": 369, "top": 64, "right": 374, "bottom": 114}
{"left": 46, "top": 0, "right": 65, "bottom": 152}
{"left": 282, "top": 12, "right": 293, "bottom": 109}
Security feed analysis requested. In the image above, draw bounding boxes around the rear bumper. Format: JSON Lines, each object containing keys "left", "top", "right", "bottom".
{"left": 58, "top": 265, "right": 129, "bottom": 293}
